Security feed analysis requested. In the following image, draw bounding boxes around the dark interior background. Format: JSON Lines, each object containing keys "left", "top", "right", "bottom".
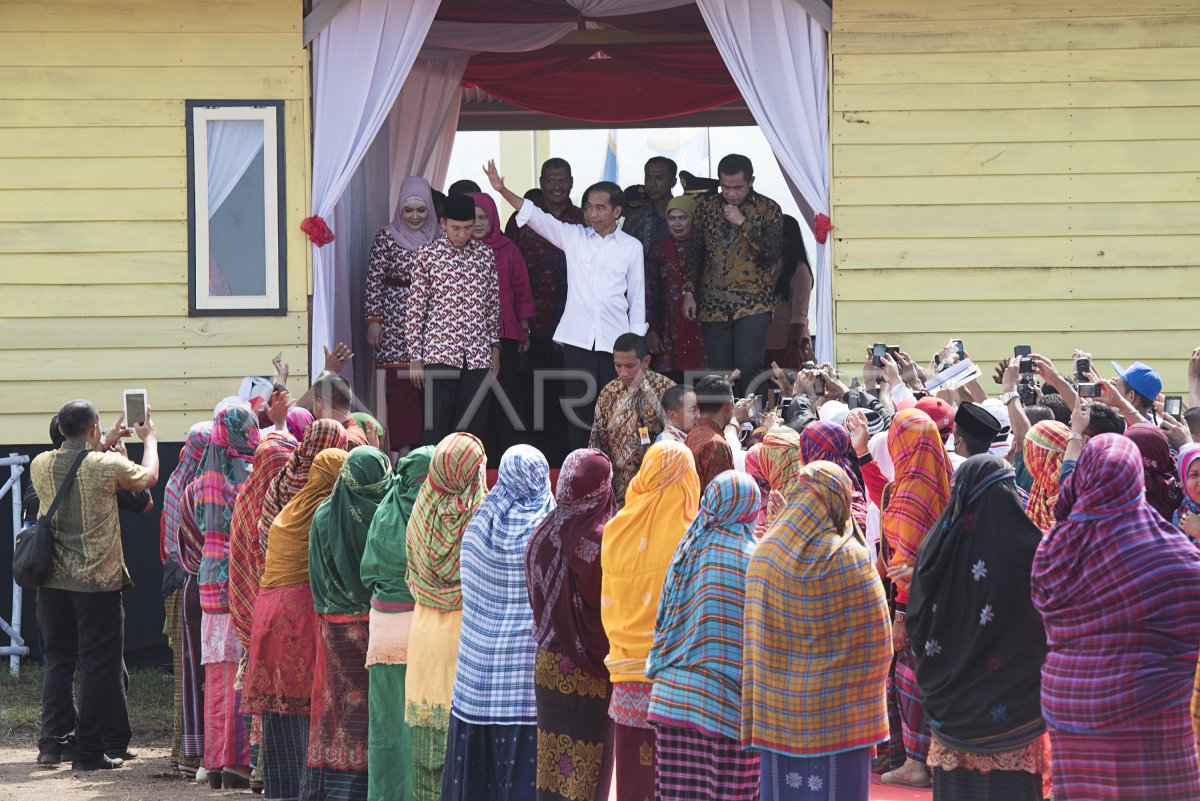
{"left": 1, "top": 441, "right": 181, "bottom": 670}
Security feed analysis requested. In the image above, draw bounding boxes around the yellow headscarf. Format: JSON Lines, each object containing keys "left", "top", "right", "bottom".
{"left": 600, "top": 441, "right": 700, "bottom": 683}
{"left": 260, "top": 448, "right": 348, "bottom": 589}
{"left": 666, "top": 195, "right": 696, "bottom": 218}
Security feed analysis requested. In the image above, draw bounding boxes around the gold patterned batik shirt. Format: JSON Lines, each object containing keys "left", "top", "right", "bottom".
{"left": 588, "top": 370, "right": 677, "bottom": 504}
{"left": 685, "top": 191, "right": 784, "bottom": 324}
{"left": 31, "top": 440, "right": 151, "bottom": 593}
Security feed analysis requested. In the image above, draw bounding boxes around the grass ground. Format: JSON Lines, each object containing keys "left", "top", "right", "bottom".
{"left": 0, "top": 665, "right": 173, "bottom": 742}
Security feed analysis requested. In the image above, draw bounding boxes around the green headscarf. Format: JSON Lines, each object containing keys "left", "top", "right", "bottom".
{"left": 360, "top": 445, "right": 435, "bottom": 611}
{"left": 308, "top": 445, "right": 393, "bottom": 615}
{"left": 352, "top": 412, "right": 384, "bottom": 439}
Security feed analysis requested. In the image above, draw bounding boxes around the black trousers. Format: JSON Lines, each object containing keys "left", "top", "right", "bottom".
{"left": 422, "top": 363, "right": 490, "bottom": 447}
{"left": 487, "top": 340, "right": 528, "bottom": 468}
{"left": 701, "top": 311, "right": 773, "bottom": 397}
{"left": 525, "top": 337, "right": 569, "bottom": 466}
{"left": 561, "top": 345, "right": 618, "bottom": 452}
{"left": 37, "top": 587, "right": 127, "bottom": 761}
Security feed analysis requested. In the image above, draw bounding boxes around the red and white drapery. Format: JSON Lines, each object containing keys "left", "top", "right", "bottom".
{"left": 308, "top": 0, "right": 835, "bottom": 379}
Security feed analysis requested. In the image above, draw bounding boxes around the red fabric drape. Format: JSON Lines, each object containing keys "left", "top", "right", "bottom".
{"left": 463, "top": 42, "right": 740, "bottom": 123}
{"left": 435, "top": 0, "right": 710, "bottom": 33}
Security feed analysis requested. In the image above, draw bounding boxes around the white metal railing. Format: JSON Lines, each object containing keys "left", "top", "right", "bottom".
{"left": 1, "top": 453, "right": 31, "bottom": 676}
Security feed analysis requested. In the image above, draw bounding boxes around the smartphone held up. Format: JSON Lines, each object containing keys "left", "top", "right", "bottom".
{"left": 123, "top": 389, "right": 149, "bottom": 431}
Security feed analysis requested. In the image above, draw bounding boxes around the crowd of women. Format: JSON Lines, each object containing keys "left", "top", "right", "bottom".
{"left": 158, "top": 368, "right": 1200, "bottom": 801}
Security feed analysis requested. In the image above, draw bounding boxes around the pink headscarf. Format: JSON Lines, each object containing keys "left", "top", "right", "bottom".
{"left": 385, "top": 176, "right": 439, "bottom": 250}
{"left": 471, "top": 192, "right": 518, "bottom": 256}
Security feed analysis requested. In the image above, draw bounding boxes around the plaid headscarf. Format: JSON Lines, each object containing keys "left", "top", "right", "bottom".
{"left": 229, "top": 431, "right": 296, "bottom": 647}
{"left": 309, "top": 445, "right": 392, "bottom": 615}
{"left": 1034, "top": 434, "right": 1200, "bottom": 732}
{"left": 1023, "top": 420, "right": 1071, "bottom": 533}
{"left": 526, "top": 449, "right": 618, "bottom": 678}
{"left": 362, "top": 445, "right": 435, "bottom": 612}
{"left": 454, "top": 445, "right": 555, "bottom": 724}
{"left": 760, "top": 427, "right": 804, "bottom": 500}
{"left": 194, "top": 404, "right": 260, "bottom": 614}
{"left": 885, "top": 408, "right": 953, "bottom": 603}
{"left": 743, "top": 461, "right": 891, "bottom": 756}
{"left": 744, "top": 444, "right": 771, "bottom": 526}
{"left": 405, "top": 433, "right": 487, "bottom": 611}
{"left": 260, "top": 419, "right": 348, "bottom": 549}
{"left": 601, "top": 441, "right": 700, "bottom": 683}
{"left": 647, "top": 470, "right": 759, "bottom": 740}
{"left": 162, "top": 421, "right": 212, "bottom": 564}
{"left": 801, "top": 420, "right": 867, "bottom": 532}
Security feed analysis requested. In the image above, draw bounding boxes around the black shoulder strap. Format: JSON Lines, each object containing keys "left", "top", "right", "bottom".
{"left": 41, "top": 450, "right": 89, "bottom": 523}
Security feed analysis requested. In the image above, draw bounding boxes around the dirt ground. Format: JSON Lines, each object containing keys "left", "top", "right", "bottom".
{"left": 0, "top": 742, "right": 248, "bottom": 801}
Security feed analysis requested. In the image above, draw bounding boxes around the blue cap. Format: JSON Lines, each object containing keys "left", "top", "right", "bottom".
{"left": 1110, "top": 360, "right": 1162, "bottom": 401}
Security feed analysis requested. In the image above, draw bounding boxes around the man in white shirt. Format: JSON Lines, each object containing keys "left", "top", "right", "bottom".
{"left": 485, "top": 159, "right": 647, "bottom": 449}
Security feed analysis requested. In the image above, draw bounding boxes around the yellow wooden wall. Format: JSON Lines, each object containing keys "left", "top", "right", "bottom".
{"left": 0, "top": 0, "right": 311, "bottom": 443}
{"left": 831, "top": 0, "right": 1200, "bottom": 392}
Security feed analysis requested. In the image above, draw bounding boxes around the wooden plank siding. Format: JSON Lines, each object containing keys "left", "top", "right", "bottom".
{"left": 0, "top": 0, "right": 311, "bottom": 443}
{"left": 831, "top": 0, "right": 1200, "bottom": 393}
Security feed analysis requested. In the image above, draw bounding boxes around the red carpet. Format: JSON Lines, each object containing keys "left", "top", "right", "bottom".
{"left": 870, "top": 774, "right": 932, "bottom": 800}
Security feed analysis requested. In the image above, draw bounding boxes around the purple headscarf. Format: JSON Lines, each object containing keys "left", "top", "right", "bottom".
{"left": 384, "top": 176, "right": 439, "bottom": 250}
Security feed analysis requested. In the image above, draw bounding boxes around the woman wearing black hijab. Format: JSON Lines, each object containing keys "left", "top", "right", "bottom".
{"left": 908, "top": 455, "right": 1049, "bottom": 800}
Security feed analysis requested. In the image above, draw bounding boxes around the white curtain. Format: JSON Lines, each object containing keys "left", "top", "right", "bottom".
{"left": 206, "top": 119, "right": 263, "bottom": 216}
{"left": 310, "top": 0, "right": 441, "bottom": 377}
{"left": 695, "top": 0, "right": 834, "bottom": 363}
{"left": 390, "top": 21, "right": 583, "bottom": 189}
{"left": 386, "top": 54, "right": 469, "bottom": 207}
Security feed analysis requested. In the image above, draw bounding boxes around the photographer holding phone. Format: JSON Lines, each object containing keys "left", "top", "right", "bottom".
{"left": 30, "top": 400, "right": 159, "bottom": 771}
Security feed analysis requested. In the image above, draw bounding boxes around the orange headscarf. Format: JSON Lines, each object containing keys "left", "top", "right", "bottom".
{"left": 260, "top": 448, "right": 348, "bottom": 589}
{"left": 600, "top": 441, "right": 700, "bottom": 683}
{"left": 884, "top": 409, "right": 953, "bottom": 603}
{"left": 1024, "top": 420, "right": 1071, "bottom": 533}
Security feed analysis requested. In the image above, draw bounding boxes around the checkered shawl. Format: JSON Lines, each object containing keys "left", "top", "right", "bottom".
{"left": 1033, "top": 434, "right": 1200, "bottom": 732}
{"left": 162, "top": 422, "right": 212, "bottom": 565}
{"left": 229, "top": 432, "right": 296, "bottom": 647}
{"left": 405, "top": 432, "right": 487, "bottom": 611}
{"left": 743, "top": 462, "right": 891, "bottom": 757}
{"left": 258, "top": 419, "right": 348, "bottom": 550}
{"left": 452, "top": 445, "right": 554, "bottom": 724}
{"left": 647, "top": 470, "right": 759, "bottom": 740}
{"left": 885, "top": 408, "right": 952, "bottom": 603}
{"left": 1024, "top": 420, "right": 1070, "bottom": 533}
{"left": 801, "top": 420, "right": 868, "bottom": 532}
{"left": 194, "top": 405, "right": 259, "bottom": 614}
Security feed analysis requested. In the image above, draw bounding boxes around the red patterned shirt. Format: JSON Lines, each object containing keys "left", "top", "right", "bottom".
{"left": 506, "top": 203, "right": 584, "bottom": 338}
{"left": 363, "top": 229, "right": 418, "bottom": 367}
{"left": 405, "top": 236, "right": 500, "bottom": 370}
{"left": 684, "top": 418, "right": 735, "bottom": 491}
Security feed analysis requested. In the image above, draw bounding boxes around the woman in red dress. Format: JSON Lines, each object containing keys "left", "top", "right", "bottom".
{"left": 644, "top": 195, "right": 707, "bottom": 382}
